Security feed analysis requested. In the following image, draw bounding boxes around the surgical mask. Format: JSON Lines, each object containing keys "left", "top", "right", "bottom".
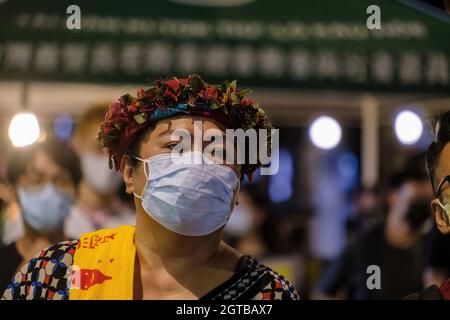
{"left": 134, "top": 151, "right": 240, "bottom": 236}
{"left": 436, "top": 199, "right": 450, "bottom": 225}
{"left": 224, "top": 205, "right": 253, "bottom": 237}
{"left": 18, "top": 183, "right": 74, "bottom": 233}
{"left": 81, "top": 153, "right": 123, "bottom": 194}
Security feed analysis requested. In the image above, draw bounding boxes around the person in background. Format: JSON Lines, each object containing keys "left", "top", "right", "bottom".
{"left": 225, "top": 185, "right": 305, "bottom": 293}
{"left": 0, "top": 138, "right": 81, "bottom": 296}
{"left": 64, "top": 104, "right": 135, "bottom": 239}
{"left": 418, "top": 111, "right": 450, "bottom": 299}
{"left": 0, "top": 181, "right": 22, "bottom": 246}
{"left": 224, "top": 185, "right": 269, "bottom": 258}
{"left": 314, "top": 170, "right": 433, "bottom": 300}
{"left": 346, "top": 186, "right": 382, "bottom": 242}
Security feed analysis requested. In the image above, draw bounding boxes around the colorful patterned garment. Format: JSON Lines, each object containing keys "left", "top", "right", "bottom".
{"left": 440, "top": 279, "right": 450, "bottom": 300}
{"left": 1, "top": 240, "right": 300, "bottom": 300}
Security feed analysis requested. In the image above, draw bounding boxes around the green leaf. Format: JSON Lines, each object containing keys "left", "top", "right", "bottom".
{"left": 210, "top": 103, "right": 220, "bottom": 110}
{"left": 134, "top": 112, "right": 147, "bottom": 124}
{"left": 236, "top": 89, "right": 252, "bottom": 98}
{"left": 230, "top": 93, "right": 239, "bottom": 104}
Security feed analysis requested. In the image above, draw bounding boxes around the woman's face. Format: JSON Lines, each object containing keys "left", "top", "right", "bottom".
{"left": 122, "top": 115, "right": 242, "bottom": 202}
{"left": 16, "top": 149, "right": 76, "bottom": 197}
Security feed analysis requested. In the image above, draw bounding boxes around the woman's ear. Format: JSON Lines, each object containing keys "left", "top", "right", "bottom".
{"left": 431, "top": 199, "right": 450, "bottom": 235}
{"left": 120, "top": 156, "right": 136, "bottom": 195}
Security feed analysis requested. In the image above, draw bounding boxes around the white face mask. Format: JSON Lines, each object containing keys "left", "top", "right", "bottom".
{"left": 134, "top": 151, "right": 240, "bottom": 236}
{"left": 436, "top": 199, "right": 450, "bottom": 225}
{"left": 81, "top": 153, "right": 123, "bottom": 194}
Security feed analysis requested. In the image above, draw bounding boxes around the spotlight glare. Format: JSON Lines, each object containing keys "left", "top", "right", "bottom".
{"left": 309, "top": 116, "right": 342, "bottom": 150}
{"left": 8, "top": 112, "right": 41, "bottom": 147}
{"left": 394, "top": 110, "right": 423, "bottom": 145}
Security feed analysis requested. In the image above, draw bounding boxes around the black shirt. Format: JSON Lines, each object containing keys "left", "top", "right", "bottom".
{"left": 428, "top": 225, "right": 450, "bottom": 278}
{"left": 318, "top": 223, "right": 426, "bottom": 299}
{"left": 0, "top": 243, "right": 23, "bottom": 297}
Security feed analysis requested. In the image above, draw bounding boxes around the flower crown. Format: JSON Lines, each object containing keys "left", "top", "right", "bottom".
{"left": 97, "top": 74, "right": 273, "bottom": 177}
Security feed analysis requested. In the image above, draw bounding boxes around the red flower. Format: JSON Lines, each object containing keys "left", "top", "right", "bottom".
{"left": 242, "top": 99, "right": 253, "bottom": 107}
{"left": 206, "top": 86, "right": 218, "bottom": 97}
{"left": 163, "top": 89, "right": 177, "bottom": 102}
{"left": 137, "top": 88, "right": 146, "bottom": 98}
{"left": 110, "top": 100, "right": 123, "bottom": 116}
{"left": 128, "top": 105, "right": 138, "bottom": 113}
{"left": 128, "top": 100, "right": 140, "bottom": 113}
{"left": 198, "top": 86, "right": 219, "bottom": 103}
{"left": 103, "top": 126, "right": 112, "bottom": 135}
{"left": 153, "top": 97, "right": 165, "bottom": 109}
{"left": 166, "top": 79, "right": 179, "bottom": 91}
{"left": 178, "top": 78, "right": 189, "bottom": 86}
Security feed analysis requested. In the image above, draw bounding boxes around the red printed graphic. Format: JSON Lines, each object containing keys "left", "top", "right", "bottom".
{"left": 77, "top": 233, "right": 116, "bottom": 250}
{"left": 71, "top": 268, "right": 112, "bottom": 290}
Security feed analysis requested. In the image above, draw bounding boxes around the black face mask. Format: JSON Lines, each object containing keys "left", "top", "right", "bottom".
{"left": 405, "top": 199, "right": 432, "bottom": 230}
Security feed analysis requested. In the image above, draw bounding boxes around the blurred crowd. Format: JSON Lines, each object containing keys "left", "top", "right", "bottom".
{"left": 0, "top": 104, "right": 449, "bottom": 300}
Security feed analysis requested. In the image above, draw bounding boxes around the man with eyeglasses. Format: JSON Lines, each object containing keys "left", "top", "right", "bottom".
{"left": 427, "top": 112, "right": 450, "bottom": 236}
{"left": 421, "top": 111, "right": 450, "bottom": 299}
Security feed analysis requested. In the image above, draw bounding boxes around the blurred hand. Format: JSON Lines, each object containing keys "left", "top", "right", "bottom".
{"left": 0, "top": 182, "right": 15, "bottom": 206}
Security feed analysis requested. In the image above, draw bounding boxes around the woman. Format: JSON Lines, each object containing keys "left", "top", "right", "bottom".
{"left": 0, "top": 138, "right": 81, "bottom": 297}
{"left": 64, "top": 103, "right": 135, "bottom": 239}
{"left": 2, "top": 75, "right": 300, "bottom": 300}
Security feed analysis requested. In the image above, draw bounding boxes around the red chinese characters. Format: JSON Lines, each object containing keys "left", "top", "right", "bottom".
{"left": 77, "top": 233, "right": 116, "bottom": 250}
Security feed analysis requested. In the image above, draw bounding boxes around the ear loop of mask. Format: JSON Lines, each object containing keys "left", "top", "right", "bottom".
{"left": 226, "top": 180, "right": 241, "bottom": 223}
{"left": 436, "top": 199, "right": 450, "bottom": 225}
{"left": 133, "top": 156, "right": 149, "bottom": 200}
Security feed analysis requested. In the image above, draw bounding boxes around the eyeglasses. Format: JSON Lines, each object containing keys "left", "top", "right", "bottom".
{"left": 435, "top": 175, "right": 450, "bottom": 198}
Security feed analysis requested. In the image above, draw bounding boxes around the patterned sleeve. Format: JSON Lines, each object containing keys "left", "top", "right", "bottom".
{"left": 1, "top": 240, "right": 78, "bottom": 300}
{"left": 252, "top": 269, "right": 301, "bottom": 300}
{"left": 440, "top": 278, "right": 450, "bottom": 300}
{"left": 246, "top": 256, "right": 300, "bottom": 300}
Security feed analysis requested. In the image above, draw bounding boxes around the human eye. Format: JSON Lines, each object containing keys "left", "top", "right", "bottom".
{"left": 166, "top": 141, "right": 181, "bottom": 150}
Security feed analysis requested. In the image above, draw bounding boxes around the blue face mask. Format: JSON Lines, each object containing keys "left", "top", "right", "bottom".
{"left": 134, "top": 151, "right": 240, "bottom": 237}
{"left": 18, "top": 183, "right": 74, "bottom": 233}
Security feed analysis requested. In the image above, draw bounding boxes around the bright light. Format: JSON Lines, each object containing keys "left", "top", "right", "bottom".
{"left": 8, "top": 112, "right": 41, "bottom": 147}
{"left": 394, "top": 110, "right": 423, "bottom": 145}
{"left": 309, "top": 116, "right": 342, "bottom": 150}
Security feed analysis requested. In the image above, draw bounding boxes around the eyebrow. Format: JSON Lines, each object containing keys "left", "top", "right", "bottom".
{"left": 157, "top": 128, "right": 177, "bottom": 138}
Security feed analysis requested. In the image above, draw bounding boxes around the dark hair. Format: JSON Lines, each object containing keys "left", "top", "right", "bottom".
{"left": 388, "top": 169, "right": 428, "bottom": 191}
{"left": 122, "top": 123, "right": 156, "bottom": 168}
{"left": 425, "top": 111, "right": 450, "bottom": 194}
{"left": 7, "top": 137, "right": 82, "bottom": 188}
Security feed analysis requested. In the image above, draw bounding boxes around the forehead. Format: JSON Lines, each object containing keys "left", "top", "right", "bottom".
{"left": 151, "top": 116, "right": 227, "bottom": 137}
{"left": 436, "top": 143, "right": 450, "bottom": 182}
{"left": 32, "top": 149, "right": 64, "bottom": 176}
